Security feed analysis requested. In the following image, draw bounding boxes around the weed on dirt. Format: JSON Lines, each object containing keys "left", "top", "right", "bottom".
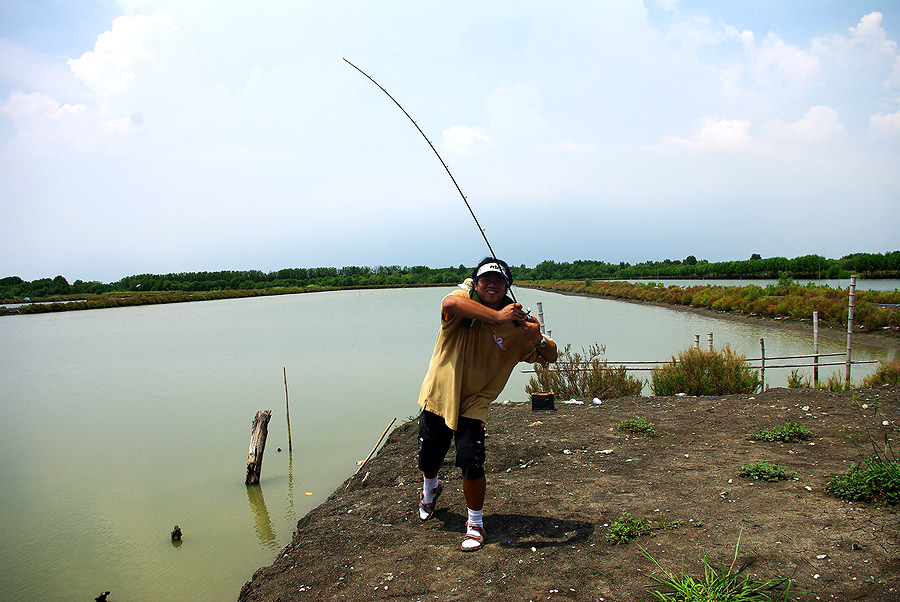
{"left": 752, "top": 421, "right": 812, "bottom": 443}
{"left": 739, "top": 460, "right": 795, "bottom": 482}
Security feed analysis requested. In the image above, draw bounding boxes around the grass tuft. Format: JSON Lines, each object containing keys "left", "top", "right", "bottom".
{"left": 786, "top": 369, "right": 811, "bottom": 389}
{"left": 826, "top": 435, "right": 900, "bottom": 505}
{"left": 641, "top": 530, "right": 803, "bottom": 601}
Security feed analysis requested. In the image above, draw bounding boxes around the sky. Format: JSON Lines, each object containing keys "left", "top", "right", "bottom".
{"left": 1, "top": 1, "right": 898, "bottom": 283}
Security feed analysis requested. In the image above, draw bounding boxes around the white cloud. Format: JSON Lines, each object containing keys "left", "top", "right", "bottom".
{"left": 889, "top": 55, "right": 900, "bottom": 89}
{"left": 0, "top": 91, "right": 93, "bottom": 153}
{"left": 0, "top": 40, "right": 88, "bottom": 101}
{"left": 812, "top": 12, "right": 898, "bottom": 88}
{"left": 761, "top": 105, "right": 846, "bottom": 143}
{"left": 440, "top": 125, "right": 491, "bottom": 153}
{"left": 847, "top": 12, "right": 896, "bottom": 56}
{"left": 67, "top": 11, "right": 187, "bottom": 97}
{"left": 658, "top": 117, "right": 754, "bottom": 154}
{"left": 748, "top": 32, "right": 821, "bottom": 89}
{"left": 0, "top": 11, "right": 192, "bottom": 155}
{"left": 870, "top": 109, "right": 900, "bottom": 134}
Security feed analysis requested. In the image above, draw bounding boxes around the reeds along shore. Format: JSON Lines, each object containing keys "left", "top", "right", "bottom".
{"left": 523, "top": 279, "right": 900, "bottom": 332}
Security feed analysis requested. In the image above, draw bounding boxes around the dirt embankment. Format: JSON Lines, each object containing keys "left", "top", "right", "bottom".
{"left": 238, "top": 384, "right": 900, "bottom": 602}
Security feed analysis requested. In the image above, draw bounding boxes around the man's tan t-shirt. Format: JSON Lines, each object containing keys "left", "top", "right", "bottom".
{"left": 417, "top": 289, "right": 542, "bottom": 430}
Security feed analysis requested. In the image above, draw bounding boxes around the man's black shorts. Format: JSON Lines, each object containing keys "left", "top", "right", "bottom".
{"left": 417, "top": 410, "right": 486, "bottom": 481}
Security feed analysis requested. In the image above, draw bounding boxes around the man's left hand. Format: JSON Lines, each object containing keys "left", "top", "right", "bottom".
{"left": 521, "top": 316, "right": 543, "bottom": 345}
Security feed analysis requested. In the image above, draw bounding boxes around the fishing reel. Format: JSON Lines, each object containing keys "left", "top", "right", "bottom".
{"left": 514, "top": 307, "right": 536, "bottom": 326}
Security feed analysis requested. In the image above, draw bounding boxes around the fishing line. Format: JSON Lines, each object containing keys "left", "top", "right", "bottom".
{"left": 344, "top": 58, "right": 521, "bottom": 304}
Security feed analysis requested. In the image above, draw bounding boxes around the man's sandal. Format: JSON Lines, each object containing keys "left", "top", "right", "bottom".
{"left": 460, "top": 522, "right": 485, "bottom": 552}
{"left": 418, "top": 480, "right": 444, "bottom": 521}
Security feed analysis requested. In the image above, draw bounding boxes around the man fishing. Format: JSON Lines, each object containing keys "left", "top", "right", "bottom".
{"left": 416, "top": 257, "right": 558, "bottom": 552}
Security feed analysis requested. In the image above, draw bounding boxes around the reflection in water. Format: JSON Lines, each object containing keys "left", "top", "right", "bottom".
{"left": 286, "top": 452, "right": 296, "bottom": 523}
{"left": 246, "top": 485, "right": 278, "bottom": 550}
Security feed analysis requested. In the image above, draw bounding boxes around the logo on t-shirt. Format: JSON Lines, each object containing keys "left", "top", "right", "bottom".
{"left": 493, "top": 334, "right": 507, "bottom": 350}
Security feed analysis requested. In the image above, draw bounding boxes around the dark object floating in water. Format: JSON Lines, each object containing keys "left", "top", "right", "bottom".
{"left": 95, "top": 592, "right": 110, "bottom": 602}
{"left": 171, "top": 525, "right": 182, "bottom": 541}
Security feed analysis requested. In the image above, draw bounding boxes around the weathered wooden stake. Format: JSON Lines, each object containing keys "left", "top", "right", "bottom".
{"left": 707, "top": 332, "right": 713, "bottom": 352}
{"left": 846, "top": 275, "right": 856, "bottom": 388}
{"left": 283, "top": 367, "right": 293, "bottom": 453}
{"left": 813, "top": 310, "right": 819, "bottom": 386}
{"left": 246, "top": 410, "right": 272, "bottom": 485}
{"left": 694, "top": 334, "right": 700, "bottom": 350}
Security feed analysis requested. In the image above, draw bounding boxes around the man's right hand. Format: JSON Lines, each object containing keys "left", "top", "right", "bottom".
{"left": 497, "top": 302, "right": 530, "bottom": 323}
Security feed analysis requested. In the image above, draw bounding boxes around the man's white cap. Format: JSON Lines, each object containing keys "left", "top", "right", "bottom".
{"left": 476, "top": 262, "right": 510, "bottom": 283}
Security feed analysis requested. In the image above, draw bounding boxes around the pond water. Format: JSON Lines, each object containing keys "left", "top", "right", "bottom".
{"left": 0, "top": 287, "right": 895, "bottom": 601}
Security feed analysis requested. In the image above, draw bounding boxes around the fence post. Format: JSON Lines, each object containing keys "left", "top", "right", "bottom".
{"left": 759, "top": 338, "right": 765, "bottom": 391}
{"left": 846, "top": 275, "right": 856, "bottom": 388}
{"left": 283, "top": 368, "right": 293, "bottom": 453}
{"left": 707, "top": 332, "right": 713, "bottom": 352}
{"left": 813, "top": 310, "right": 819, "bottom": 387}
{"left": 694, "top": 334, "right": 700, "bottom": 350}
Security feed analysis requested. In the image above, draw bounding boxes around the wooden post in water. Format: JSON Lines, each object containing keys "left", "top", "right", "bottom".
{"left": 536, "top": 301, "right": 545, "bottom": 335}
{"left": 759, "top": 338, "right": 765, "bottom": 391}
{"left": 283, "top": 367, "right": 293, "bottom": 453}
{"left": 246, "top": 410, "right": 272, "bottom": 485}
{"left": 845, "top": 275, "right": 856, "bottom": 388}
{"left": 694, "top": 334, "right": 700, "bottom": 350}
{"left": 813, "top": 311, "right": 819, "bottom": 387}
{"left": 707, "top": 332, "right": 713, "bottom": 352}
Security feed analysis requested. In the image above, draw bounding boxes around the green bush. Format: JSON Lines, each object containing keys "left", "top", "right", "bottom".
{"left": 526, "top": 343, "right": 644, "bottom": 400}
{"left": 861, "top": 359, "right": 900, "bottom": 387}
{"left": 650, "top": 345, "right": 760, "bottom": 396}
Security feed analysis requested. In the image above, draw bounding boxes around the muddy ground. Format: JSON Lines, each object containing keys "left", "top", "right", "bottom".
{"left": 238, "top": 381, "right": 899, "bottom": 602}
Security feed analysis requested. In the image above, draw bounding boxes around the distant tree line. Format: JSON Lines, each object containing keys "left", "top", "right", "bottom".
{"left": 0, "top": 265, "right": 472, "bottom": 300}
{"left": 1, "top": 251, "right": 898, "bottom": 302}
{"left": 521, "top": 252, "right": 900, "bottom": 281}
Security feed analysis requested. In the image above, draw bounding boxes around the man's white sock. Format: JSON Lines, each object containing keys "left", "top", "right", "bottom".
{"left": 467, "top": 507, "right": 483, "bottom": 532}
{"left": 422, "top": 475, "right": 439, "bottom": 503}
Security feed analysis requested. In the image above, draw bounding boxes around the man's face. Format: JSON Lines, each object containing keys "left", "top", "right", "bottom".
{"left": 474, "top": 272, "right": 508, "bottom": 307}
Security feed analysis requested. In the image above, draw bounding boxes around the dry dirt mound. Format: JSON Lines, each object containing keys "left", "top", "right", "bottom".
{"left": 238, "top": 386, "right": 900, "bottom": 602}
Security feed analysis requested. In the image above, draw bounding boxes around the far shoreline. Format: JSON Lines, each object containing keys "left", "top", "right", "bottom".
{"left": 525, "top": 284, "right": 900, "bottom": 352}
{"left": 4, "top": 281, "right": 899, "bottom": 353}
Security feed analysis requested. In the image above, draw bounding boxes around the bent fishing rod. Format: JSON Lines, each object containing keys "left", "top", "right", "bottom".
{"left": 343, "top": 58, "right": 527, "bottom": 309}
